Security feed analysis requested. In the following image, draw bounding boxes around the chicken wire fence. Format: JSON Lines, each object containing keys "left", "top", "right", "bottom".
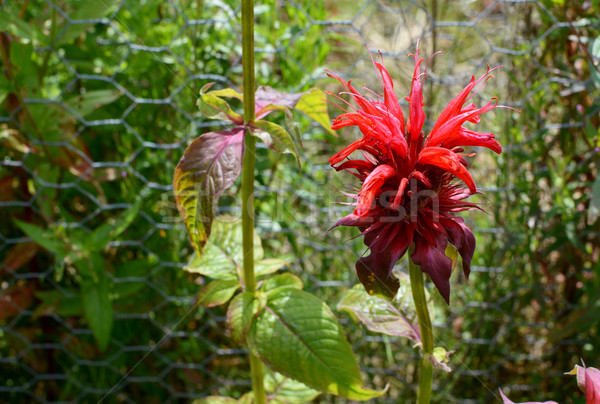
{"left": 1, "top": 0, "right": 598, "bottom": 403}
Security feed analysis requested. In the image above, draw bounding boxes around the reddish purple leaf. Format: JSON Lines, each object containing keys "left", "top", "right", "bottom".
{"left": 173, "top": 128, "right": 245, "bottom": 257}
{"left": 255, "top": 86, "right": 307, "bottom": 119}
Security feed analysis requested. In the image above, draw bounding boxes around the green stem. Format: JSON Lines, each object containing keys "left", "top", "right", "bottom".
{"left": 241, "top": 0, "right": 266, "bottom": 403}
{"left": 409, "top": 256, "right": 434, "bottom": 404}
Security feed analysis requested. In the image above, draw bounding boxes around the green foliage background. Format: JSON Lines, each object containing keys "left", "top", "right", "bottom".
{"left": 0, "top": 0, "right": 599, "bottom": 403}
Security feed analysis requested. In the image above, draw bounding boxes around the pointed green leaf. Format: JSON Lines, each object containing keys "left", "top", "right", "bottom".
{"left": 295, "top": 88, "right": 335, "bottom": 136}
{"left": 588, "top": 174, "right": 600, "bottom": 224}
{"left": 248, "top": 288, "right": 385, "bottom": 401}
{"left": 338, "top": 284, "right": 420, "bottom": 342}
{"left": 262, "top": 273, "right": 303, "bottom": 294}
{"left": 250, "top": 120, "right": 300, "bottom": 167}
{"left": 87, "top": 197, "right": 143, "bottom": 252}
{"left": 197, "top": 279, "right": 240, "bottom": 308}
{"left": 227, "top": 291, "right": 266, "bottom": 345}
{"left": 264, "top": 368, "right": 320, "bottom": 404}
{"left": 14, "top": 220, "right": 68, "bottom": 256}
{"left": 184, "top": 216, "right": 263, "bottom": 279}
{"left": 209, "top": 87, "right": 243, "bottom": 101}
{"left": 255, "top": 257, "right": 290, "bottom": 277}
{"left": 191, "top": 397, "right": 239, "bottom": 404}
{"left": 57, "top": 0, "right": 120, "bottom": 45}
{"left": 65, "top": 90, "right": 122, "bottom": 119}
{"left": 197, "top": 83, "right": 243, "bottom": 124}
{"left": 80, "top": 253, "right": 113, "bottom": 351}
{"left": 174, "top": 129, "right": 245, "bottom": 257}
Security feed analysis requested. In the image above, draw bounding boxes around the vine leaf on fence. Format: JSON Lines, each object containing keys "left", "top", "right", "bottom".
{"left": 78, "top": 252, "right": 113, "bottom": 351}
{"left": 174, "top": 129, "right": 245, "bottom": 257}
{"left": 247, "top": 288, "right": 386, "bottom": 401}
{"left": 65, "top": 90, "right": 123, "bottom": 119}
{"left": 588, "top": 174, "right": 600, "bottom": 224}
{"left": 338, "top": 283, "right": 420, "bottom": 342}
{"left": 87, "top": 197, "right": 143, "bottom": 252}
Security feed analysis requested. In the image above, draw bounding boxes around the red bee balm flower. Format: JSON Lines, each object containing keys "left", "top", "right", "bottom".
{"left": 328, "top": 48, "right": 503, "bottom": 304}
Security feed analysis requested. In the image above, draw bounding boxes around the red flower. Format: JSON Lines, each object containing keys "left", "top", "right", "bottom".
{"left": 328, "top": 47, "right": 503, "bottom": 304}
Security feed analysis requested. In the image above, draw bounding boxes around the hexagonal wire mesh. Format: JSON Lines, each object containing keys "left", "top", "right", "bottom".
{"left": 1, "top": 0, "right": 599, "bottom": 403}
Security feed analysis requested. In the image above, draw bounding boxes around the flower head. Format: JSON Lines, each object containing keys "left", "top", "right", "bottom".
{"left": 328, "top": 47, "right": 504, "bottom": 304}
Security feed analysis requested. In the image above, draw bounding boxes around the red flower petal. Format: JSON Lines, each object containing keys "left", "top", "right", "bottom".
{"left": 411, "top": 234, "right": 453, "bottom": 304}
{"left": 356, "top": 164, "right": 396, "bottom": 216}
{"left": 426, "top": 100, "right": 497, "bottom": 148}
{"left": 440, "top": 127, "right": 502, "bottom": 154}
{"left": 407, "top": 53, "right": 425, "bottom": 141}
{"left": 375, "top": 62, "right": 405, "bottom": 133}
{"left": 418, "top": 147, "right": 476, "bottom": 193}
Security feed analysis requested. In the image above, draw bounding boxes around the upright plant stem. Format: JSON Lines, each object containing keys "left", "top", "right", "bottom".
{"left": 409, "top": 256, "right": 434, "bottom": 404}
{"left": 241, "top": 0, "right": 266, "bottom": 403}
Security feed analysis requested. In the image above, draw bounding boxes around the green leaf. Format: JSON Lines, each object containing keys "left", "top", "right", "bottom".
{"left": 445, "top": 244, "right": 459, "bottom": 273}
{"left": 197, "top": 279, "right": 240, "bottom": 308}
{"left": 80, "top": 254, "right": 113, "bottom": 351}
{"left": 255, "top": 257, "right": 290, "bottom": 277}
{"left": 87, "top": 197, "right": 143, "bottom": 252}
{"left": 250, "top": 120, "right": 300, "bottom": 168}
{"left": 588, "top": 175, "right": 600, "bottom": 225}
{"left": 226, "top": 291, "right": 266, "bottom": 345}
{"left": 431, "top": 346, "right": 453, "bottom": 373}
{"left": 184, "top": 216, "right": 263, "bottom": 279}
{"left": 1, "top": 14, "right": 46, "bottom": 46}
{"left": 0, "top": 73, "right": 12, "bottom": 104}
{"left": 264, "top": 368, "right": 320, "bottom": 404}
{"left": 34, "top": 290, "right": 84, "bottom": 318}
{"left": 262, "top": 273, "right": 303, "bottom": 294}
{"left": 10, "top": 41, "right": 36, "bottom": 90}
{"left": 337, "top": 284, "right": 420, "bottom": 342}
{"left": 247, "top": 288, "right": 385, "bottom": 401}
{"left": 208, "top": 87, "right": 243, "bottom": 101}
{"left": 191, "top": 397, "right": 239, "bottom": 404}
{"left": 14, "top": 220, "right": 68, "bottom": 257}
{"left": 57, "top": 0, "right": 120, "bottom": 45}
{"left": 295, "top": 88, "right": 335, "bottom": 136}
{"left": 64, "top": 90, "right": 122, "bottom": 119}
{"left": 197, "top": 83, "right": 243, "bottom": 124}
{"left": 174, "top": 129, "right": 245, "bottom": 257}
